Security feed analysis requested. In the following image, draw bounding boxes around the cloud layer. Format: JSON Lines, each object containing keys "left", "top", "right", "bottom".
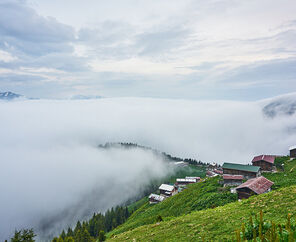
{"left": 1, "top": 94, "right": 296, "bottom": 240}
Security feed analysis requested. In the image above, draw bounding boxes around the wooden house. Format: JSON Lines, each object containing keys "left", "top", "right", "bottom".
{"left": 148, "top": 194, "right": 165, "bottom": 204}
{"left": 290, "top": 146, "right": 296, "bottom": 158}
{"left": 252, "top": 155, "right": 275, "bottom": 171}
{"left": 159, "top": 184, "right": 178, "bottom": 197}
{"left": 222, "top": 162, "right": 260, "bottom": 179}
{"left": 223, "top": 175, "right": 244, "bottom": 187}
{"left": 185, "top": 176, "right": 201, "bottom": 182}
{"left": 236, "top": 176, "right": 273, "bottom": 199}
{"left": 176, "top": 178, "right": 197, "bottom": 186}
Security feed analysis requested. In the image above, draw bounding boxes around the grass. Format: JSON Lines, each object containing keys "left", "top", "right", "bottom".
{"left": 108, "top": 186, "right": 296, "bottom": 241}
{"left": 105, "top": 157, "right": 296, "bottom": 241}
{"left": 107, "top": 176, "right": 236, "bottom": 238}
{"left": 264, "top": 157, "right": 296, "bottom": 189}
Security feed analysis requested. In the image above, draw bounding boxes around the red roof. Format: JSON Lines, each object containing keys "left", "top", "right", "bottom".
{"left": 223, "top": 175, "right": 244, "bottom": 180}
{"left": 252, "top": 155, "right": 275, "bottom": 164}
{"left": 236, "top": 176, "right": 273, "bottom": 194}
{"left": 214, "top": 169, "right": 223, "bottom": 174}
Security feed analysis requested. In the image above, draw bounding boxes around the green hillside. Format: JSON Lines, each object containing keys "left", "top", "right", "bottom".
{"left": 108, "top": 177, "right": 237, "bottom": 238}
{"left": 108, "top": 186, "right": 296, "bottom": 241}
{"left": 107, "top": 158, "right": 296, "bottom": 241}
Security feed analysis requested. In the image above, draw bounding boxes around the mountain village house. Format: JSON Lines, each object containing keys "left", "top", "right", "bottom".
{"left": 290, "top": 146, "right": 296, "bottom": 158}
{"left": 176, "top": 178, "right": 197, "bottom": 186}
{"left": 185, "top": 176, "right": 201, "bottom": 182}
{"left": 252, "top": 155, "right": 275, "bottom": 171}
{"left": 222, "top": 162, "right": 260, "bottom": 179}
{"left": 235, "top": 176, "right": 273, "bottom": 199}
{"left": 159, "top": 184, "right": 178, "bottom": 197}
{"left": 223, "top": 175, "right": 244, "bottom": 186}
{"left": 148, "top": 194, "right": 165, "bottom": 204}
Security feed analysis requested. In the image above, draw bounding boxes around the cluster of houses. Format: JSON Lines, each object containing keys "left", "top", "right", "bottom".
{"left": 149, "top": 176, "right": 200, "bottom": 204}
{"left": 149, "top": 146, "right": 296, "bottom": 203}
{"left": 220, "top": 154, "right": 277, "bottom": 199}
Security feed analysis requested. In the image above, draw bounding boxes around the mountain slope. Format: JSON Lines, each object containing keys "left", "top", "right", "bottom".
{"left": 108, "top": 177, "right": 236, "bottom": 238}
{"left": 108, "top": 185, "right": 296, "bottom": 241}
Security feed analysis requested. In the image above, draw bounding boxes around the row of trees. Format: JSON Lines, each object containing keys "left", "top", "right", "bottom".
{"left": 52, "top": 206, "right": 129, "bottom": 242}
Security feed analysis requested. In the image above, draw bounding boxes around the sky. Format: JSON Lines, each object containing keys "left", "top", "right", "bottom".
{"left": 0, "top": 0, "right": 295, "bottom": 99}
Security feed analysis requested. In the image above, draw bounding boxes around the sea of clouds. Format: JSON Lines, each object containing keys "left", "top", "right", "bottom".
{"left": 1, "top": 94, "right": 296, "bottom": 240}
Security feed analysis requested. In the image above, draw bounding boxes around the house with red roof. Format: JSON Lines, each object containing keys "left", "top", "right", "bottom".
{"left": 236, "top": 176, "right": 273, "bottom": 199}
{"left": 251, "top": 155, "right": 275, "bottom": 171}
{"left": 223, "top": 175, "right": 244, "bottom": 187}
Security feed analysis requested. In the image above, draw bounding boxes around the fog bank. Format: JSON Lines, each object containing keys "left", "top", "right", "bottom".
{"left": 1, "top": 95, "right": 296, "bottom": 240}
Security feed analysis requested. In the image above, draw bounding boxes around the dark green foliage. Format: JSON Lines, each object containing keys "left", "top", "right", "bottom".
{"left": 54, "top": 205, "right": 130, "bottom": 241}
{"left": 98, "top": 231, "right": 106, "bottom": 242}
{"left": 11, "top": 229, "right": 36, "bottom": 242}
{"left": 156, "top": 215, "right": 163, "bottom": 222}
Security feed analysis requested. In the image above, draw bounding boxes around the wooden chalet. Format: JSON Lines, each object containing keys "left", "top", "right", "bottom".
{"left": 223, "top": 175, "right": 244, "bottom": 187}
{"left": 290, "top": 146, "right": 296, "bottom": 158}
{"left": 252, "top": 155, "right": 275, "bottom": 171}
{"left": 159, "top": 184, "right": 178, "bottom": 197}
{"left": 176, "top": 178, "right": 197, "bottom": 186}
{"left": 236, "top": 176, "right": 273, "bottom": 199}
{"left": 222, "top": 162, "right": 260, "bottom": 179}
{"left": 148, "top": 194, "right": 165, "bottom": 204}
{"left": 185, "top": 176, "right": 201, "bottom": 182}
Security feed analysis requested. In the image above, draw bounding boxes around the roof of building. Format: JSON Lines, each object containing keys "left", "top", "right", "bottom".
{"left": 159, "top": 184, "right": 175, "bottom": 191}
{"left": 289, "top": 145, "right": 296, "bottom": 151}
{"left": 236, "top": 176, "right": 273, "bottom": 194}
{"left": 222, "top": 162, "right": 260, "bottom": 173}
{"left": 252, "top": 155, "right": 275, "bottom": 164}
{"left": 214, "top": 169, "right": 223, "bottom": 174}
{"left": 223, "top": 175, "right": 244, "bottom": 180}
{"left": 148, "top": 193, "right": 165, "bottom": 202}
{"left": 176, "top": 178, "right": 197, "bottom": 183}
{"left": 185, "top": 176, "right": 200, "bottom": 180}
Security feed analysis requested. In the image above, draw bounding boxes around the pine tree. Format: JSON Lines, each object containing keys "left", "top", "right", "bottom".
{"left": 11, "top": 229, "right": 36, "bottom": 242}
{"left": 61, "top": 230, "right": 66, "bottom": 240}
{"left": 98, "top": 231, "right": 106, "bottom": 242}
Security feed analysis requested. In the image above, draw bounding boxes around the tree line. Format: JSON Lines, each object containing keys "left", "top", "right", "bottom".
{"left": 8, "top": 206, "right": 130, "bottom": 242}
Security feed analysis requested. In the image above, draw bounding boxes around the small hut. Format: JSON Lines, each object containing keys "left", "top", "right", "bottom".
{"left": 148, "top": 194, "right": 165, "bottom": 204}
{"left": 159, "top": 184, "right": 178, "bottom": 197}
{"left": 236, "top": 176, "right": 273, "bottom": 199}
{"left": 176, "top": 178, "right": 197, "bottom": 186}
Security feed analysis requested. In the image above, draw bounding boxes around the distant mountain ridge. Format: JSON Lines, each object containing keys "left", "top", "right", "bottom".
{"left": 0, "top": 91, "right": 22, "bottom": 100}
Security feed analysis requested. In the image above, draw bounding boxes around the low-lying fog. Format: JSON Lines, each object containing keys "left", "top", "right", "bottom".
{"left": 1, "top": 94, "right": 296, "bottom": 240}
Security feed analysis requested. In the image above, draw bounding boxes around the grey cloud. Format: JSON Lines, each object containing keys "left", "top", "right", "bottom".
{"left": 0, "top": 0, "right": 75, "bottom": 56}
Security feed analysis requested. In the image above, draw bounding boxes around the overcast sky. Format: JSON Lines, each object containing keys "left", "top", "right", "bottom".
{"left": 0, "top": 0, "right": 295, "bottom": 99}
